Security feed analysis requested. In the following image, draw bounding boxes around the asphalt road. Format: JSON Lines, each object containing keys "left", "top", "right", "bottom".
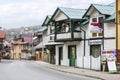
{"left": 0, "top": 60, "right": 101, "bottom": 80}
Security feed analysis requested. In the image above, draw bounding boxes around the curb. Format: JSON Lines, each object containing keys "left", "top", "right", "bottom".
{"left": 47, "top": 66, "right": 105, "bottom": 80}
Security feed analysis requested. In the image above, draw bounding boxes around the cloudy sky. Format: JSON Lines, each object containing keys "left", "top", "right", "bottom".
{"left": 0, "top": 0, "right": 114, "bottom": 29}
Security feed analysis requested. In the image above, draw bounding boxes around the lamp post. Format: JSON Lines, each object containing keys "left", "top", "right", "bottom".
{"left": 24, "top": 27, "right": 34, "bottom": 58}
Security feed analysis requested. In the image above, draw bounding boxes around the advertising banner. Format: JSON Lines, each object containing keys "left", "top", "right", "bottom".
{"left": 90, "top": 23, "right": 103, "bottom": 33}
{"left": 102, "top": 50, "right": 117, "bottom": 73}
{"left": 102, "top": 50, "right": 116, "bottom": 62}
{"left": 107, "top": 58, "right": 117, "bottom": 73}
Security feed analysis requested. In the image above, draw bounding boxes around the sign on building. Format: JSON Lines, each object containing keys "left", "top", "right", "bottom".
{"left": 90, "top": 23, "right": 103, "bottom": 33}
{"left": 88, "top": 40, "right": 102, "bottom": 45}
{"left": 102, "top": 50, "right": 117, "bottom": 73}
{"left": 102, "top": 50, "right": 116, "bottom": 62}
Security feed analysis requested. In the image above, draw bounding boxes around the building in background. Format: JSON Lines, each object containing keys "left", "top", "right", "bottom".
{"left": 0, "top": 27, "right": 5, "bottom": 58}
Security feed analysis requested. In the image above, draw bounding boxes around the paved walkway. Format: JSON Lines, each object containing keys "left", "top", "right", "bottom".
{"left": 35, "top": 61, "right": 120, "bottom": 80}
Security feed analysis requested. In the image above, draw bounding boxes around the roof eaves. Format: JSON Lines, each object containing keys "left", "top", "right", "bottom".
{"left": 92, "top": 5, "right": 103, "bottom": 15}
{"left": 82, "top": 4, "right": 93, "bottom": 18}
{"left": 42, "top": 15, "right": 51, "bottom": 26}
{"left": 47, "top": 7, "right": 60, "bottom": 25}
{"left": 80, "top": 20, "right": 89, "bottom": 27}
{"left": 83, "top": 4, "right": 109, "bottom": 18}
{"left": 58, "top": 7, "right": 70, "bottom": 19}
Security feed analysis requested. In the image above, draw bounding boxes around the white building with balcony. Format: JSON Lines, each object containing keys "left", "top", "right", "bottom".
{"left": 38, "top": 2, "right": 115, "bottom": 71}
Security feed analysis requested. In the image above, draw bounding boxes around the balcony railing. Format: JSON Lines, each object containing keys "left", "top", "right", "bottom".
{"left": 55, "top": 31, "right": 81, "bottom": 42}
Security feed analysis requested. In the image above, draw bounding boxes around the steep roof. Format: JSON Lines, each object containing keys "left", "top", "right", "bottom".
{"left": 59, "top": 7, "right": 86, "bottom": 19}
{"left": 35, "top": 26, "right": 47, "bottom": 33}
{"left": 51, "top": 7, "right": 86, "bottom": 20}
{"left": 42, "top": 15, "right": 52, "bottom": 26}
{"left": 104, "top": 13, "right": 115, "bottom": 22}
{"left": 108, "top": 2, "right": 115, "bottom": 6}
{"left": 83, "top": 4, "right": 114, "bottom": 17}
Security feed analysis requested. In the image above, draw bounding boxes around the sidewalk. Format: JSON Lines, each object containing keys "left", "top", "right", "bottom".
{"left": 35, "top": 61, "right": 120, "bottom": 80}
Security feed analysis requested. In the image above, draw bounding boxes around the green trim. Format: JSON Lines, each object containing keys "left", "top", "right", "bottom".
{"left": 80, "top": 27, "right": 86, "bottom": 57}
{"left": 80, "top": 20, "right": 89, "bottom": 27}
{"left": 109, "top": 70, "right": 117, "bottom": 73}
{"left": 55, "top": 38, "right": 82, "bottom": 42}
{"left": 104, "top": 19, "right": 115, "bottom": 23}
{"left": 42, "top": 15, "right": 51, "bottom": 26}
{"left": 58, "top": 7, "right": 70, "bottom": 19}
{"left": 83, "top": 4, "right": 102, "bottom": 18}
{"left": 49, "top": 7, "right": 69, "bottom": 24}
{"left": 82, "top": 4, "right": 93, "bottom": 18}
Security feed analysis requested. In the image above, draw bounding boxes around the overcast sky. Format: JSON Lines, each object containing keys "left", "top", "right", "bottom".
{"left": 0, "top": 0, "right": 114, "bottom": 29}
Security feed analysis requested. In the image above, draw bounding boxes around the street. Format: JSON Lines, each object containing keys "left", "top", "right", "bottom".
{"left": 0, "top": 60, "right": 101, "bottom": 80}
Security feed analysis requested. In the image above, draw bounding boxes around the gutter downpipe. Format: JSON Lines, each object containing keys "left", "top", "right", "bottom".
{"left": 80, "top": 26, "right": 86, "bottom": 68}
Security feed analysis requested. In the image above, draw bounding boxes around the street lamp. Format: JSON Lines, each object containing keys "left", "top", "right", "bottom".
{"left": 24, "top": 27, "right": 34, "bottom": 58}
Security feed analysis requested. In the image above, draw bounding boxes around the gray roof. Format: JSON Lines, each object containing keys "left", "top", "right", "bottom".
{"left": 35, "top": 26, "right": 47, "bottom": 33}
{"left": 80, "top": 20, "right": 89, "bottom": 27}
{"left": 104, "top": 13, "right": 115, "bottom": 22}
{"left": 59, "top": 7, "right": 86, "bottom": 19}
{"left": 42, "top": 15, "right": 52, "bottom": 26}
{"left": 108, "top": 2, "right": 115, "bottom": 6}
{"left": 83, "top": 4, "right": 114, "bottom": 18}
{"left": 92, "top": 4, "right": 114, "bottom": 15}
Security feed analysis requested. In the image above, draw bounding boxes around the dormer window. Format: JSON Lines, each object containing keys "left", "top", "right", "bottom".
{"left": 90, "top": 17, "right": 104, "bottom": 37}
{"left": 92, "top": 18, "right": 97, "bottom": 22}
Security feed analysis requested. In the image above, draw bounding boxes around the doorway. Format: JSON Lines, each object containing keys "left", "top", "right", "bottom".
{"left": 59, "top": 47, "right": 63, "bottom": 65}
{"left": 68, "top": 45, "right": 76, "bottom": 67}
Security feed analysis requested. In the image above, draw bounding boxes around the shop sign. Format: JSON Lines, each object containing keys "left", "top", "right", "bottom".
{"left": 88, "top": 40, "right": 102, "bottom": 45}
{"left": 102, "top": 50, "right": 117, "bottom": 73}
{"left": 101, "top": 50, "right": 116, "bottom": 62}
{"left": 107, "top": 58, "right": 117, "bottom": 73}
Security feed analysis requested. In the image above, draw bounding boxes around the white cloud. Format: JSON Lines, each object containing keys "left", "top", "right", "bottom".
{"left": 0, "top": 0, "right": 114, "bottom": 29}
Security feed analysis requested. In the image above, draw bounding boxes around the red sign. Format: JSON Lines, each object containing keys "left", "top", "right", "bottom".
{"left": 0, "top": 31, "right": 5, "bottom": 38}
{"left": 90, "top": 23, "right": 103, "bottom": 33}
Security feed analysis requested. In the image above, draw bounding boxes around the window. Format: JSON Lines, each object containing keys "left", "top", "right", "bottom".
{"left": 90, "top": 45, "right": 101, "bottom": 58}
{"left": 91, "top": 17, "right": 104, "bottom": 37}
{"left": 92, "top": 18, "right": 97, "bottom": 22}
{"left": 92, "top": 33, "right": 97, "bottom": 37}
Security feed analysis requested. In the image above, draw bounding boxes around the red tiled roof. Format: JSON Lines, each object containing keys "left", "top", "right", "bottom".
{"left": 23, "top": 37, "right": 32, "bottom": 43}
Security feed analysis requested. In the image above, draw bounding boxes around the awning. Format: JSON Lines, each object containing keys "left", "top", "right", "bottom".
{"left": 34, "top": 41, "right": 45, "bottom": 49}
{"left": 43, "top": 42, "right": 64, "bottom": 45}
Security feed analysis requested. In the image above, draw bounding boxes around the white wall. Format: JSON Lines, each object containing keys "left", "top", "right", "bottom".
{"left": 55, "top": 12, "right": 68, "bottom": 21}
{"left": 61, "top": 44, "right": 69, "bottom": 66}
{"left": 104, "top": 22, "right": 115, "bottom": 37}
{"left": 104, "top": 39, "right": 116, "bottom": 50}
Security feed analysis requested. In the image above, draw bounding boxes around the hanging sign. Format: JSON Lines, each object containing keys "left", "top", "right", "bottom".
{"left": 90, "top": 23, "right": 103, "bottom": 33}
